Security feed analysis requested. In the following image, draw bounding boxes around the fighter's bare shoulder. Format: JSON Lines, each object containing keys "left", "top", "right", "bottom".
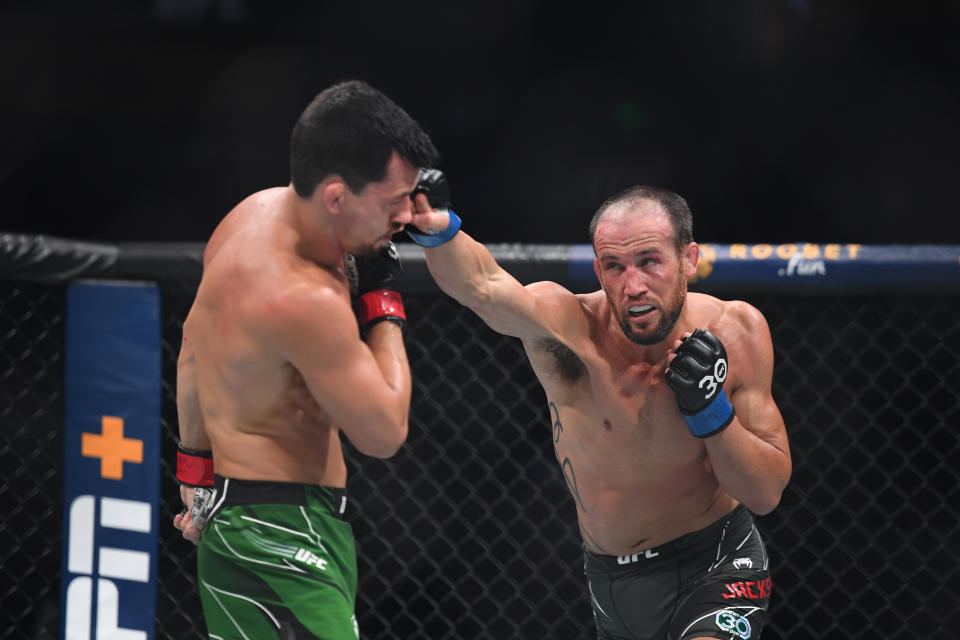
{"left": 524, "top": 280, "right": 592, "bottom": 312}
{"left": 521, "top": 280, "right": 597, "bottom": 338}
{"left": 248, "top": 258, "right": 356, "bottom": 361}
{"left": 265, "top": 261, "right": 350, "bottom": 323}
{"left": 517, "top": 282, "right": 607, "bottom": 379}
{"left": 690, "top": 293, "right": 769, "bottom": 344}
{"left": 692, "top": 291, "right": 766, "bottom": 329}
{"left": 690, "top": 293, "right": 773, "bottom": 387}
{"left": 204, "top": 187, "right": 288, "bottom": 265}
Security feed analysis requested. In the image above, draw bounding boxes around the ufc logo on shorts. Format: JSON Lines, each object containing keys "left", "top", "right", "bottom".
{"left": 295, "top": 548, "right": 329, "bottom": 570}
{"left": 617, "top": 549, "right": 660, "bottom": 564}
{"left": 65, "top": 495, "right": 152, "bottom": 639}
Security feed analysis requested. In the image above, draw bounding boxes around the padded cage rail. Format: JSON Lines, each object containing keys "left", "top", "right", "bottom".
{"left": 3, "top": 233, "right": 959, "bottom": 293}
{"left": 1, "top": 234, "right": 958, "bottom": 639}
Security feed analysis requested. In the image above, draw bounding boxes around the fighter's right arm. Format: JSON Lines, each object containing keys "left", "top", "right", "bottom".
{"left": 176, "top": 312, "right": 210, "bottom": 452}
{"left": 424, "top": 231, "right": 569, "bottom": 340}
{"left": 408, "top": 171, "right": 584, "bottom": 341}
{"left": 259, "top": 279, "right": 411, "bottom": 459}
{"left": 411, "top": 209, "right": 577, "bottom": 346}
{"left": 174, "top": 312, "right": 211, "bottom": 543}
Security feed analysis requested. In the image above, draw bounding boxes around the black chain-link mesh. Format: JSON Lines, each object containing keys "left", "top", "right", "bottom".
{"left": 2, "top": 284, "right": 959, "bottom": 639}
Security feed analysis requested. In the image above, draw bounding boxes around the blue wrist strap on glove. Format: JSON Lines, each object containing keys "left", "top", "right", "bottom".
{"left": 682, "top": 389, "right": 736, "bottom": 438}
{"left": 407, "top": 210, "right": 462, "bottom": 247}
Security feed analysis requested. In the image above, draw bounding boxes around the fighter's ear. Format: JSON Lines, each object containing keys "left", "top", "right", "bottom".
{"left": 593, "top": 257, "right": 603, "bottom": 285}
{"left": 321, "top": 177, "right": 347, "bottom": 215}
{"left": 682, "top": 242, "right": 700, "bottom": 277}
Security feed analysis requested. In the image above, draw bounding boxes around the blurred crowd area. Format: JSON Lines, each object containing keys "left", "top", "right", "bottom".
{"left": 1, "top": 0, "right": 958, "bottom": 245}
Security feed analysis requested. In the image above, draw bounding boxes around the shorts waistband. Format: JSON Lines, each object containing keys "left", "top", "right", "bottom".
{"left": 584, "top": 505, "right": 753, "bottom": 572}
{"left": 213, "top": 475, "right": 348, "bottom": 519}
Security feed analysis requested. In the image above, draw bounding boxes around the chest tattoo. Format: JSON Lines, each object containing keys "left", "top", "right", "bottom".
{"left": 550, "top": 401, "right": 563, "bottom": 443}
{"left": 549, "top": 400, "right": 586, "bottom": 513}
{"left": 550, "top": 400, "right": 606, "bottom": 552}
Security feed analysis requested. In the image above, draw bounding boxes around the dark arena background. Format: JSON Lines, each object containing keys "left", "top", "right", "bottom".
{"left": 1, "top": 240, "right": 958, "bottom": 639}
{"left": 2, "top": 1, "right": 960, "bottom": 639}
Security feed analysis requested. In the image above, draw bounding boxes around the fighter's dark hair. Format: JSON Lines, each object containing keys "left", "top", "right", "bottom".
{"left": 290, "top": 80, "right": 440, "bottom": 197}
{"left": 588, "top": 186, "right": 694, "bottom": 253}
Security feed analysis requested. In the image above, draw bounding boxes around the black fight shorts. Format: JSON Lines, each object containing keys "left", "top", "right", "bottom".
{"left": 584, "top": 505, "right": 771, "bottom": 640}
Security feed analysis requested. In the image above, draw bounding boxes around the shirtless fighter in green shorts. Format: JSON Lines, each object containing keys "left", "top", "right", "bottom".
{"left": 173, "top": 80, "right": 440, "bottom": 639}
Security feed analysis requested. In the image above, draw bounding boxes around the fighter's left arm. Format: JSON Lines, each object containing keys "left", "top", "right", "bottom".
{"left": 666, "top": 302, "right": 791, "bottom": 515}
{"left": 703, "top": 302, "right": 791, "bottom": 514}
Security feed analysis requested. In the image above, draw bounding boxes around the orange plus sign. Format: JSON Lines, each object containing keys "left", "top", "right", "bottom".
{"left": 81, "top": 416, "right": 143, "bottom": 480}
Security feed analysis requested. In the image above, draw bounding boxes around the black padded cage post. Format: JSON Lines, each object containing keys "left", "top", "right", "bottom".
{"left": 2, "top": 234, "right": 959, "bottom": 639}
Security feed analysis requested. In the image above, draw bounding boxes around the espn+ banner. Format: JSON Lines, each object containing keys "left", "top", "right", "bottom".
{"left": 61, "top": 282, "right": 162, "bottom": 640}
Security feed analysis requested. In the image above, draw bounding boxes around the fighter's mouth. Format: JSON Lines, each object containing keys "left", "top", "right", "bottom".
{"left": 628, "top": 305, "right": 655, "bottom": 318}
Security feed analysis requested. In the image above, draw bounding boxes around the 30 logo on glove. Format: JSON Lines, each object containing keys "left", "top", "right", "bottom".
{"left": 665, "top": 328, "right": 736, "bottom": 438}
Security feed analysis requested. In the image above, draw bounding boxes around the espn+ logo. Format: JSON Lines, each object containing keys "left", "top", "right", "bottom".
{"left": 62, "top": 283, "right": 162, "bottom": 640}
{"left": 65, "top": 495, "right": 153, "bottom": 639}
{"left": 63, "top": 413, "right": 157, "bottom": 640}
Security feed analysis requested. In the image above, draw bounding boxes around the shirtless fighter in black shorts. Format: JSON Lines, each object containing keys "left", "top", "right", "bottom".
{"left": 407, "top": 174, "right": 791, "bottom": 640}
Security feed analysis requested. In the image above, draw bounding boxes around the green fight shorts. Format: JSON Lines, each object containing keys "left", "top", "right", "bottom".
{"left": 197, "top": 475, "right": 359, "bottom": 639}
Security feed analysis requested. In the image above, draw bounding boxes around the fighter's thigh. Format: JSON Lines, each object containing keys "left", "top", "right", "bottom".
{"left": 199, "top": 584, "right": 356, "bottom": 640}
{"left": 198, "top": 508, "right": 358, "bottom": 639}
{"left": 587, "top": 568, "right": 677, "bottom": 640}
{"left": 198, "top": 574, "right": 293, "bottom": 640}
{"left": 668, "top": 567, "right": 772, "bottom": 640}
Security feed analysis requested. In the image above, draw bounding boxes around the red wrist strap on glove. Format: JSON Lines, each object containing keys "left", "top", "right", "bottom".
{"left": 177, "top": 444, "right": 214, "bottom": 487}
{"left": 357, "top": 289, "right": 406, "bottom": 330}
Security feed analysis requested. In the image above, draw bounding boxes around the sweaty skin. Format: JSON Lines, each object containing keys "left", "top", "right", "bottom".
{"left": 412, "top": 197, "right": 790, "bottom": 556}
{"left": 532, "top": 289, "right": 775, "bottom": 553}
{"left": 174, "top": 153, "right": 419, "bottom": 543}
{"left": 184, "top": 187, "right": 348, "bottom": 486}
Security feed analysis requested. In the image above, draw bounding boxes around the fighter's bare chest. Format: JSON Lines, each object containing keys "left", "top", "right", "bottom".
{"left": 545, "top": 365, "right": 701, "bottom": 498}
{"left": 538, "top": 348, "right": 684, "bottom": 449}
{"left": 591, "top": 365, "right": 680, "bottom": 439}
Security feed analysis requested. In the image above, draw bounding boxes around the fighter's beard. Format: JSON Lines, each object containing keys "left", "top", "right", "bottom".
{"left": 352, "top": 242, "right": 382, "bottom": 259}
{"left": 618, "top": 284, "right": 686, "bottom": 346}
{"left": 355, "top": 227, "right": 401, "bottom": 258}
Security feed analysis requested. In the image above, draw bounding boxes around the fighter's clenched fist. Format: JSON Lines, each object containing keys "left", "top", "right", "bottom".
{"left": 665, "top": 328, "right": 736, "bottom": 438}
{"left": 408, "top": 168, "right": 462, "bottom": 246}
